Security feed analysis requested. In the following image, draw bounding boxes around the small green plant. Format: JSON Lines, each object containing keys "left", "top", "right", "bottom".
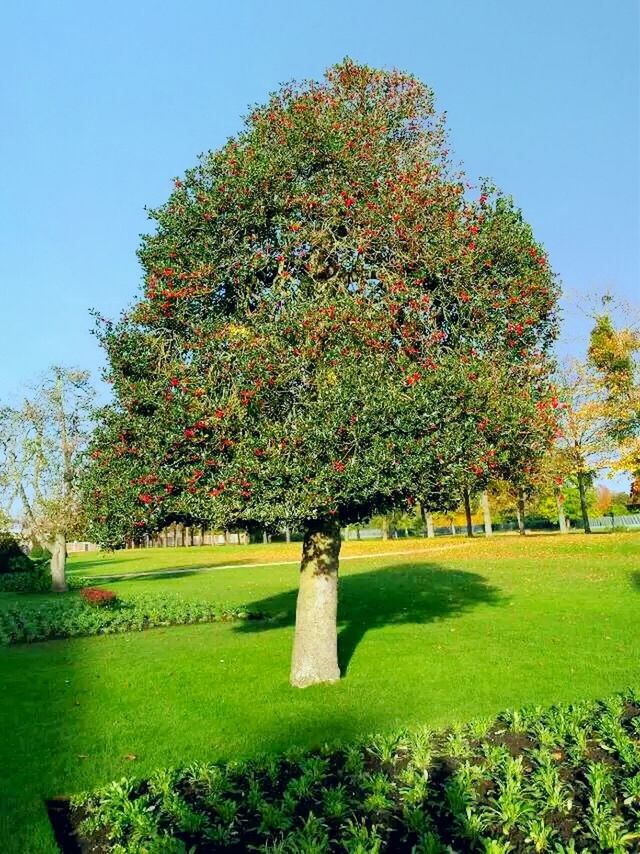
{"left": 71, "top": 691, "right": 640, "bottom": 853}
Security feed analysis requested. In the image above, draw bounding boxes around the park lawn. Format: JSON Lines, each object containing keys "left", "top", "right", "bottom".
{"left": 0, "top": 533, "right": 638, "bottom": 852}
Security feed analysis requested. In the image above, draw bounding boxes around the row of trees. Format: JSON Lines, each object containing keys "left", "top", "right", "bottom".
{"left": 3, "top": 322, "right": 635, "bottom": 579}
{"left": 1, "top": 62, "right": 637, "bottom": 687}
{"left": 400, "top": 303, "right": 640, "bottom": 540}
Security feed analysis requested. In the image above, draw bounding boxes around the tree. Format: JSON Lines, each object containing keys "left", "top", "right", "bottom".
{"left": 555, "top": 360, "right": 616, "bottom": 533}
{"left": 0, "top": 368, "right": 94, "bottom": 591}
{"left": 587, "top": 308, "right": 640, "bottom": 489}
{"left": 84, "top": 61, "right": 559, "bottom": 686}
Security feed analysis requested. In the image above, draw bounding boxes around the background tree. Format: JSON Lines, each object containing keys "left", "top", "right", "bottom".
{"left": 587, "top": 307, "right": 640, "bottom": 491}
{"left": 0, "top": 367, "right": 94, "bottom": 591}
{"left": 555, "top": 361, "right": 615, "bottom": 533}
{"left": 594, "top": 485, "right": 631, "bottom": 518}
{"left": 84, "top": 60, "right": 559, "bottom": 686}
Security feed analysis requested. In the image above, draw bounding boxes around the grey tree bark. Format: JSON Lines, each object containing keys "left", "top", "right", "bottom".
{"left": 481, "top": 490, "right": 493, "bottom": 537}
{"left": 50, "top": 532, "right": 67, "bottom": 593}
{"left": 516, "top": 489, "right": 526, "bottom": 535}
{"left": 420, "top": 504, "right": 434, "bottom": 538}
{"left": 425, "top": 511, "right": 434, "bottom": 538}
{"left": 555, "top": 489, "right": 568, "bottom": 534}
{"left": 290, "top": 518, "right": 341, "bottom": 688}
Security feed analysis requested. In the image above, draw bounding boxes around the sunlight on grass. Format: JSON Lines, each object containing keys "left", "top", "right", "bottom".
{"left": 0, "top": 533, "right": 638, "bottom": 851}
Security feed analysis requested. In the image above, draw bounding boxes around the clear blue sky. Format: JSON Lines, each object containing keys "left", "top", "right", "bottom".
{"left": 1, "top": 0, "right": 638, "bottom": 398}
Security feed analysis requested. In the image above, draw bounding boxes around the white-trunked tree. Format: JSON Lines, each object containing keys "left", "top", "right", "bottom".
{"left": 0, "top": 367, "right": 94, "bottom": 591}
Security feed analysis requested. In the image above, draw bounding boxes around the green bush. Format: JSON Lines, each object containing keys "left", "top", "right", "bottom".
{"left": 0, "top": 560, "right": 89, "bottom": 594}
{"left": 0, "top": 566, "right": 50, "bottom": 593}
{"left": 29, "top": 543, "right": 52, "bottom": 561}
{"left": 0, "top": 532, "right": 29, "bottom": 573}
{"left": 6, "top": 553, "right": 34, "bottom": 573}
{"left": 71, "top": 691, "right": 640, "bottom": 853}
{"left": 0, "top": 593, "right": 262, "bottom": 644}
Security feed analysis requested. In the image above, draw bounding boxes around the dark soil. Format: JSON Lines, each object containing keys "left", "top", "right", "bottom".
{"left": 52, "top": 700, "right": 640, "bottom": 853}
{"left": 45, "top": 800, "right": 82, "bottom": 854}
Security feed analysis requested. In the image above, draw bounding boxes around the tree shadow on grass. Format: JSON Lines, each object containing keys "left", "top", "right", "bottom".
{"left": 97, "top": 570, "right": 216, "bottom": 588}
{"left": 630, "top": 572, "right": 640, "bottom": 591}
{"left": 235, "top": 562, "right": 504, "bottom": 675}
{"left": 81, "top": 566, "right": 231, "bottom": 584}
{"left": 69, "top": 555, "right": 293, "bottom": 577}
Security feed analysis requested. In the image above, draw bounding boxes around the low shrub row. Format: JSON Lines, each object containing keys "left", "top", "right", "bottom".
{"left": 69, "top": 691, "right": 640, "bottom": 853}
{"left": 0, "top": 593, "right": 261, "bottom": 645}
{"left": 0, "top": 563, "right": 90, "bottom": 593}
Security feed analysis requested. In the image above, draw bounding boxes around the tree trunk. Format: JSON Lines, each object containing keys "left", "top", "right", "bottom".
{"left": 481, "top": 490, "right": 493, "bottom": 537}
{"left": 450, "top": 520, "right": 456, "bottom": 536}
{"left": 463, "top": 488, "right": 474, "bottom": 537}
{"left": 285, "top": 525, "right": 291, "bottom": 543}
{"left": 262, "top": 530, "right": 268, "bottom": 544}
{"left": 426, "top": 511, "right": 434, "bottom": 539}
{"left": 517, "top": 489, "right": 526, "bottom": 535}
{"left": 555, "top": 489, "right": 568, "bottom": 534}
{"left": 381, "top": 517, "right": 389, "bottom": 540}
{"left": 50, "top": 532, "right": 67, "bottom": 593}
{"left": 290, "top": 518, "right": 341, "bottom": 688}
{"left": 577, "top": 472, "right": 591, "bottom": 533}
{"left": 420, "top": 504, "right": 434, "bottom": 538}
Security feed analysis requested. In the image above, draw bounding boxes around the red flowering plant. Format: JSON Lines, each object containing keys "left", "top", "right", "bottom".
{"left": 83, "top": 60, "right": 559, "bottom": 687}
{"left": 80, "top": 588, "right": 117, "bottom": 608}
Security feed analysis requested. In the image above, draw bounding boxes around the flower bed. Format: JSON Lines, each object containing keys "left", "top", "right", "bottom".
{"left": 80, "top": 587, "right": 118, "bottom": 607}
{"left": 66, "top": 691, "right": 640, "bottom": 852}
{"left": 0, "top": 592, "right": 262, "bottom": 645}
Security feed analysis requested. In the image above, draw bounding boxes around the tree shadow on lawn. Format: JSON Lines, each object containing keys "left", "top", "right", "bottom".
{"left": 631, "top": 572, "right": 640, "bottom": 591}
{"left": 69, "top": 555, "right": 293, "bottom": 577}
{"left": 235, "top": 562, "right": 504, "bottom": 675}
{"left": 82, "top": 566, "right": 231, "bottom": 584}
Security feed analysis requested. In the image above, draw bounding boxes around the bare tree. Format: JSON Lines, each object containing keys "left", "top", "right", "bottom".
{"left": 0, "top": 367, "right": 94, "bottom": 591}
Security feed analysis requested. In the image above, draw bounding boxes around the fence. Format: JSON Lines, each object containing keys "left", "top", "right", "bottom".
{"left": 588, "top": 514, "right": 640, "bottom": 530}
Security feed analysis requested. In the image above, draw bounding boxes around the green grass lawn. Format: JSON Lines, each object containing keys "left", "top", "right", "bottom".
{"left": 1, "top": 533, "right": 639, "bottom": 852}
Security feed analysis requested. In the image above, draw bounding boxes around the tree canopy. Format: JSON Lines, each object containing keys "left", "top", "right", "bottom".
{"left": 85, "top": 60, "right": 559, "bottom": 547}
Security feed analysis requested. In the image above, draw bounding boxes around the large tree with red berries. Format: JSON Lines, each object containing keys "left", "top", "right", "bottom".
{"left": 85, "top": 61, "right": 559, "bottom": 687}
